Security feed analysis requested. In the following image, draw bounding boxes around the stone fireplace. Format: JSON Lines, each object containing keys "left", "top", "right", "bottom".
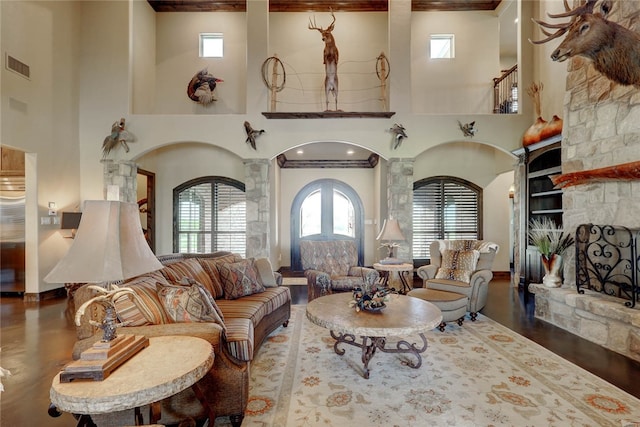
{"left": 526, "top": 1, "right": 640, "bottom": 362}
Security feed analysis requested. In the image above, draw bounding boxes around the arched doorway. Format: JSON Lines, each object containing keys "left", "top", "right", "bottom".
{"left": 290, "top": 179, "right": 364, "bottom": 272}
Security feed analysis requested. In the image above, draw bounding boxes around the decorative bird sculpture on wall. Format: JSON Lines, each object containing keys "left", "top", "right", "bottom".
{"left": 458, "top": 120, "right": 477, "bottom": 138}
{"left": 244, "top": 121, "right": 265, "bottom": 150}
{"left": 187, "top": 68, "right": 223, "bottom": 106}
{"left": 102, "top": 118, "right": 135, "bottom": 159}
{"left": 388, "top": 123, "right": 407, "bottom": 150}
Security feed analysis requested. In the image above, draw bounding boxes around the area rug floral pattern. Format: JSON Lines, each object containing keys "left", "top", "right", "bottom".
{"left": 215, "top": 305, "right": 640, "bottom": 427}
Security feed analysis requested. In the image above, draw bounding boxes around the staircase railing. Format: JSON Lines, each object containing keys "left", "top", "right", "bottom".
{"left": 493, "top": 64, "right": 518, "bottom": 114}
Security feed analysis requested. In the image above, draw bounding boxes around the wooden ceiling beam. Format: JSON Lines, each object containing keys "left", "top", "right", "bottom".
{"left": 147, "top": 1, "right": 502, "bottom": 13}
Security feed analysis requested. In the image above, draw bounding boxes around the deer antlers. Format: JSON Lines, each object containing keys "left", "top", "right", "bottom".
{"left": 308, "top": 9, "right": 336, "bottom": 32}
{"left": 530, "top": 0, "right": 610, "bottom": 44}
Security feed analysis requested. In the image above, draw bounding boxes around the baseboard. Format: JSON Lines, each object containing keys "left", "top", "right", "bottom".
{"left": 492, "top": 271, "right": 511, "bottom": 280}
{"left": 23, "top": 287, "right": 66, "bottom": 302}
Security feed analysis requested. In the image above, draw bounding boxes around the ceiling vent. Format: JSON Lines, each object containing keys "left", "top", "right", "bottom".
{"left": 6, "top": 54, "right": 30, "bottom": 79}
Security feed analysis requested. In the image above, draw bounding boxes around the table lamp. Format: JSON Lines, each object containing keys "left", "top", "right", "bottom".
{"left": 376, "top": 219, "right": 405, "bottom": 264}
{"left": 45, "top": 200, "right": 162, "bottom": 381}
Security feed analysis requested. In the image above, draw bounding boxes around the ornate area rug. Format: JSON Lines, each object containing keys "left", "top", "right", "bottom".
{"left": 215, "top": 305, "right": 640, "bottom": 427}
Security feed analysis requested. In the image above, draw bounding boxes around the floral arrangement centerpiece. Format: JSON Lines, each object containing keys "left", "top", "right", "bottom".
{"left": 349, "top": 274, "right": 394, "bottom": 312}
{"left": 528, "top": 217, "right": 574, "bottom": 287}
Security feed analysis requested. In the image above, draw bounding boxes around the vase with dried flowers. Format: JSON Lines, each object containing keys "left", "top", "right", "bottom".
{"left": 528, "top": 217, "right": 574, "bottom": 287}
{"left": 349, "top": 273, "right": 394, "bottom": 312}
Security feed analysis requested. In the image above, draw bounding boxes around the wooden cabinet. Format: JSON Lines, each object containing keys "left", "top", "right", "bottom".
{"left": 513, "top": 135, "right": 563, "bottom": 286}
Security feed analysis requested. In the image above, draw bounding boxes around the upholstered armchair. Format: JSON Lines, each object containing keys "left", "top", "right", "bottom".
{"left": 416, "top": 240, "right": 499, "bottom": 320}
{"left": 301, "top": 240, "right": 379, "bottom": 302}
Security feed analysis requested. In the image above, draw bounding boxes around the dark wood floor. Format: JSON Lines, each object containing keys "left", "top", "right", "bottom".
{"left": 1, "top": 278, "right": 639, "bottom": 427}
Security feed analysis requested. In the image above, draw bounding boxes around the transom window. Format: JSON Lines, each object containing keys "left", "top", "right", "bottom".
{"left": 200, "top": 33, "right": 223, "bottom": 58}
{"left": 173, "top": 177, "right": 245, "bottom": 256}
{"left": 413, "top": 176, "right": 482, "bottom": 262}
{"left": 430, "top": 34, "right": 455, "bottom": 59}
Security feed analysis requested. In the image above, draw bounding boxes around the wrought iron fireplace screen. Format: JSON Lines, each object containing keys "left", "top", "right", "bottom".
{"left": 575, "top": 224, "right": 639, "bottom": 308}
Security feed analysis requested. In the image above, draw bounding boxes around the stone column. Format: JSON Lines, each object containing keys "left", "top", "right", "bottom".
{"left": 386, "top": 158, "right": 414, "bottom": 262}
{"left": 513, "top": 152, "right": 526, "bottom": 287}
{"left": 244, "top": 159, "right": 270, "bottom": 259}
{"left": 102, "top": 160, "right": 137, "bottom": 203}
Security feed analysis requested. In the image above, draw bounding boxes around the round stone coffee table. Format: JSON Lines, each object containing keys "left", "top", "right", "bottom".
{"left": 306, "top": 293, "right": 442, "bottom": 378}
{"left": 50, "top": 335, "right": 215, "bottom": 426}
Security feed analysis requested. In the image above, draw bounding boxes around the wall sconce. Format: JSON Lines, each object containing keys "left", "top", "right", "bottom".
{"left": 60, "top": 212, "right": 82, "bottom": 238}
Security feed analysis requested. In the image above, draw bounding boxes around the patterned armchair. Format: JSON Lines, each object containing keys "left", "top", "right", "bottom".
{"left": 301, "top": 240, "right": 379, "bottom": 302}
{"left": 416, "top": 240, "right": 499, "bottom": 320}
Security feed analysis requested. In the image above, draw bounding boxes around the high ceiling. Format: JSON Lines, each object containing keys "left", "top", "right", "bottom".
{"left": 148, "top": 1, "right": 503, "bottom": 13}
{"left": 146, "top": 0, "right": 512, "bottom": 165}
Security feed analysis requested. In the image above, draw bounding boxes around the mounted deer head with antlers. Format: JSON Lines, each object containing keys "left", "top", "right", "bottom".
{"left": 309, "top": 10, "right": 340, "bottom": 111}
{"left": 530, "top": 0, "right": 640, "bottom": 87}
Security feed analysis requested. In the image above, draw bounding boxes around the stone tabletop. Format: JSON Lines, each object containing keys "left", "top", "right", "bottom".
{"left": 306, "top": 293, "right": 442, "bottom": 337}
{"left": 50, "top": 335, "right": 214, "bottom": 415}
{"left": 372, "top": 262, "right": 414, "bottom": 272}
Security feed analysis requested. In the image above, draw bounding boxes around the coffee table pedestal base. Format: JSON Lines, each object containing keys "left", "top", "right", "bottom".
{"left": 330, "top": 331, "right": 428, "bottom": 379}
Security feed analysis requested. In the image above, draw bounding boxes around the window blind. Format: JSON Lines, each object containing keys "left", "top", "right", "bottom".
{"left": 413, "top": 178, "right": 480, "bottom": 260}
{"left": 175, "top": 179, "right": 246, "bottom": 256}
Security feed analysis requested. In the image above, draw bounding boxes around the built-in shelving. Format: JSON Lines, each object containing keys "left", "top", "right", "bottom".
{"left": 512, "top": 134, "right": 563, "bottom": 285}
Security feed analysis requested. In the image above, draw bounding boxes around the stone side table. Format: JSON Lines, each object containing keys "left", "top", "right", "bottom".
{"left": 50, "top": 336, "right": 215, "bottom": 426}
{"left": 373, "top": 262, "right": 414, "bottom": 294}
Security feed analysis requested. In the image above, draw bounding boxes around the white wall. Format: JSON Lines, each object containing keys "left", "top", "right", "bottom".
{"left": 149, "top": 11, "right": 247, "bottom": 114}
{"left": 269, "top": 12, "right": 389, "bottom": 112}
{"left": 1, "top": 0, "right": 81, "bottom": 293}
{"left": 411, "top": 11, "right": 500, "bottom": 114}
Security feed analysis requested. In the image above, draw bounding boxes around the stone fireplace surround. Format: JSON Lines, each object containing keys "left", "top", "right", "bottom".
{"left": 522, "top": 1, "right": 640, "bottom": 363}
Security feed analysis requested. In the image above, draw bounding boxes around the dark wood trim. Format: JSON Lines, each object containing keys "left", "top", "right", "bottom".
{"left": 22, "top": 287, "right": 67, "bottom": 302}
{"left": 412, "top": 0, "right": 502, "bottom": 11}
{"left": 262, "top": 111, "right": 395, "bottom": 119}
{"left": 148, "top": 1, "right": 501, "bottom": 13}
{"left": 277, "top": 153, "right": 379, "bottom": 169}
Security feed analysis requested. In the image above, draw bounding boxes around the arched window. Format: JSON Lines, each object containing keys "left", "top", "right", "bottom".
{"left": 173, "top": 176, "right": 246, "bottom": 256}
{"left": 291, "top": 179, "right": 363, "bottom": 271}
{"left": 413, "top": 176, "right": 482, "bottom": 263}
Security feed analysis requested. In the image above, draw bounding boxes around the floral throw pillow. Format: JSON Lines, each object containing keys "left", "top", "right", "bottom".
{"left": 156, "top": 280, "right": 225, "bottom": 328}
{"left": 218, "top": 258, "right": 265, "bottom": 300}
{"left": 435, "top": 249, "right": 480, "bottom": 283}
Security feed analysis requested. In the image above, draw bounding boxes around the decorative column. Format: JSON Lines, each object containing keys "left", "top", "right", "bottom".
{"left": 386, "top": 158, "right": 414, "bottom": 262}
{"left": 102, "top": 160, "right": 137, "bottom": 203}
{"left": 513, "top": 152, "right": 527, "bottom": 287}
{"left": 244, "top": 159, "right": 270, "bottom": 259}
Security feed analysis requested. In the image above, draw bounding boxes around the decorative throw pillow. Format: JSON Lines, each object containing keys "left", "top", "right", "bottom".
{"left": 435, "top": 249, "right": 480, "bottom": 283}
{"left": 156, "top": 280, "right": 225, "bottom": 328}
{"left": 253, "top": 257, "right": 278, "bottom": 288}
{"left": 160, "top": 258, "right": 217, "bottom": 298}
{"left": 114, "top": 271, "right": 171, "bottom": 325}
{"left": 198, "top": 254, "right": 244, "bottom": 298}
{"left": 217, "top": 258, "right": 265, "bottom": 300}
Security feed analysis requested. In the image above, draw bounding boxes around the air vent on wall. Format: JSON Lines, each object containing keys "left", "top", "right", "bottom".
{"left": 6, "top": 54, "right": 30, "bottom": 79}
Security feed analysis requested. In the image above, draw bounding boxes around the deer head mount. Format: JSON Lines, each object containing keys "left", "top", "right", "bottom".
{"left": 530, "top": 0, "right": 640, "bottom": 87}
{"left": 308, "top": 10, "right": 340, "bottom": 111}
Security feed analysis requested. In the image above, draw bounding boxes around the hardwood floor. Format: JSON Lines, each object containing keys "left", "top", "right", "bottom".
{"left": 1, "top": 278, "right": 639, "bottom": 426}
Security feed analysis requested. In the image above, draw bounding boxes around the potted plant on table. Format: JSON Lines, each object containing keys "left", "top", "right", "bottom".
{"left": 528, "top": 217, "right": 574, "bottom": 287}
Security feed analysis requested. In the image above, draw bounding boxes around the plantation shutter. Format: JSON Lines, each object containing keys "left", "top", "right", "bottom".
{"left": 413, "top": 177, "right": 481, "bottom": 261}
{"left": 175, "top": 178, "right": 245, "bottom": 256}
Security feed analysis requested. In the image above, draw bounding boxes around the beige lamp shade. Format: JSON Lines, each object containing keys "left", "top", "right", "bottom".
{"left": 376, "top": 219, "right": 405, "bottom": 242}
{"left": 45, "top": 200, "right": 162, "bottom": 284}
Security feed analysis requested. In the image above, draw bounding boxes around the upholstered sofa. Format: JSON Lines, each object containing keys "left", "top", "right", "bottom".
{"left": 300, "top": 240, "right": 379, "bottom": 301}
{"left": 416, "top": 240, "right": 498, "bottom": 320}
{"left": 69, "top": 251, "right": 291, "bottom": 427}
